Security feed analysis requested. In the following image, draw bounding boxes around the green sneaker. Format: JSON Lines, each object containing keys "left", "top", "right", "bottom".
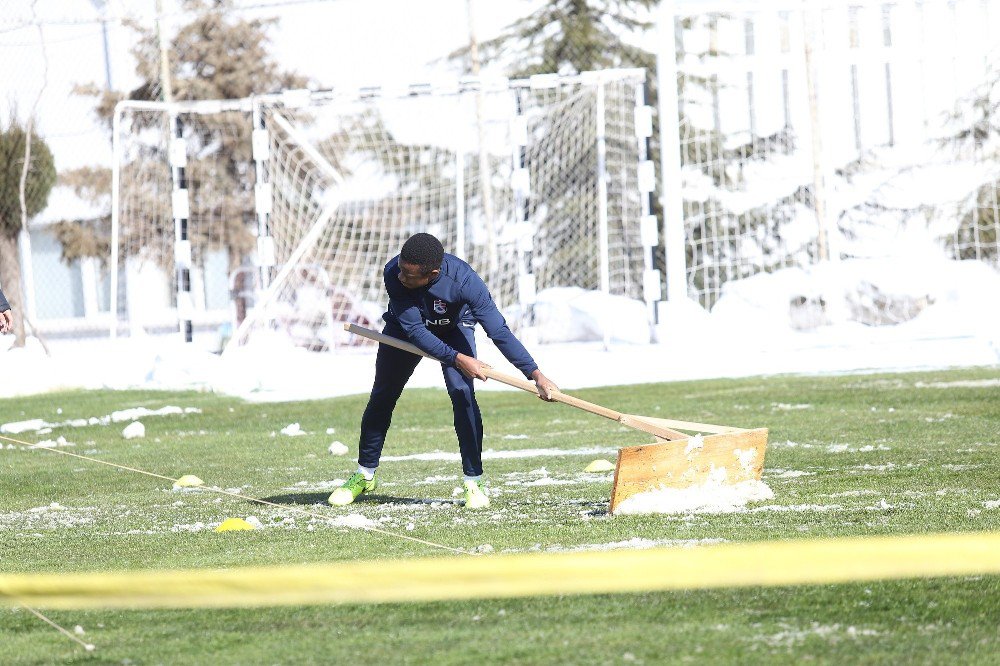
{"left": 328, "top": 472, "right": 377, "bottom": 506}
{"left": 463, "top": 478, "right": 490, "bottom": 509}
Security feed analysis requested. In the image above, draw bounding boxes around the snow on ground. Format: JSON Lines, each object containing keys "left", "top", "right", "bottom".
{"left": 1, "top": 259, "right": 997, "bottom": 403}
{"left": 1, "top": 406, "right": 203, "bottom": 436}
{"left": 510, "top": 537, "right": 729, "bottom": 553}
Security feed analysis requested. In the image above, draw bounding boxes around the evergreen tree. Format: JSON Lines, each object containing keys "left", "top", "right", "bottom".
{"left": 0, "top": 118, "right": 56, "bottom": 346}
{"left": 460, "top": 4, "right": 816, "bottom": 308}
{"left": 945, "top": 72, "right": 1000, "bottom": 262}
{"left": 451, "top": 1, "right": 657, "bottom": 294}
{"left": 468, "top": 0, "right": 656, "bottom": 78}
{"left": 66, "top": 0, "right": 307, "bottom": 274}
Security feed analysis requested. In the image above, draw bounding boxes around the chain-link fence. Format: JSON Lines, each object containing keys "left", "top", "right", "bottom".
{"left": 663, "top": 0, "right": 1000, "bottom": 314}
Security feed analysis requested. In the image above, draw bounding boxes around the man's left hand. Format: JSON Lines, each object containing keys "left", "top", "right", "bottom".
{"left": 530, "top": 370, "right": 559, "bottom": 401}
{"left": 0, "top": 310, "right": 11, "bottom": 334}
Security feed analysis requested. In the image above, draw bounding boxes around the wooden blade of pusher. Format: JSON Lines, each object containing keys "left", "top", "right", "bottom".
{"left": 608, "top": 428, "right": 769, "bottom": 514}
{"left": 344, "top": 324, "right": 681, "bottom": 439}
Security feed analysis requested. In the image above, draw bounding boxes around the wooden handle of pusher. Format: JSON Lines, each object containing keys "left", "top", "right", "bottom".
{"left": 343, "top": 323, "right": 624, "bottom": 423}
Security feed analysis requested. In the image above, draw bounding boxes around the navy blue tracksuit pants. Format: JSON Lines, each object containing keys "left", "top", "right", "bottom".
{"left": 358, "top": 321, "right": 484, "bottom": 477}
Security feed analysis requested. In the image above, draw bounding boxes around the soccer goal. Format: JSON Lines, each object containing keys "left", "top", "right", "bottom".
{"left": 110, "top": 69, "right": 660, "bottom": 350}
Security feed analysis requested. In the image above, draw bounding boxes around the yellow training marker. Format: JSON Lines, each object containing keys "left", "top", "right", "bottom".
{"left": 173, "top": 475, "right": 204, "bottom": 489}
{"left": 584, "top": 459, "right": 615, "bottom": 473}
{"left": 215, "top": 518, "right": 255, "bottom": 532}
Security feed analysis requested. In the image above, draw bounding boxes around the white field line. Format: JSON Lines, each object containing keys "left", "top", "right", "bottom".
{"left": 381, "top": 446, "right": 619, "bottom": 462}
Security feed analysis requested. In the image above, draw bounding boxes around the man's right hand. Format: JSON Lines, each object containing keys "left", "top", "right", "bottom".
{"left": 0, "top": 310, "right": 11, "bottom": 334}
{"left": 455, "top": 352, "right": 488, "bottom": 381}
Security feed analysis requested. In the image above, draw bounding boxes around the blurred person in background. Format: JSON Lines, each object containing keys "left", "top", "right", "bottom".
{"left": 0, "top": 286, "right": 11, "bottom": 334}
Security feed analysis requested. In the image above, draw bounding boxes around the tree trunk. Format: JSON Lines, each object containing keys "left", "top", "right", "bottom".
{"left": 0, "top": 232, "right": 26, "bottom": 347}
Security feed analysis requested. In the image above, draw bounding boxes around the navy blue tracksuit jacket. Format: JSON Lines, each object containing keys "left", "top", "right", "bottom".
{"left": 359, "top": 253, "right": 538, "bottom": 477}
{"left": 0, "top": 288, "right": 9, "bottom": 312}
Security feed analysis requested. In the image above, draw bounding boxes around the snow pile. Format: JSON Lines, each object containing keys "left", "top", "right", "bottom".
{"left": 0, "top": 259, "right": 997, "bottom": 403}
{"left": 614, "top": 477, "right": 775, "bottom": 515}
{"left": 327, "top": 441, "right": 349, "bottom": 455}
{"left": 711, "top": 253, "right": 1000, "bottom": 340}
{"left": 280, "top": 423, "right": 306, "bottom": 437}
{"left": 530, "top": 287, "right": 651, "bottom": 344}
{"left": 122, "top": 422, "right": 145, "bottom": 439}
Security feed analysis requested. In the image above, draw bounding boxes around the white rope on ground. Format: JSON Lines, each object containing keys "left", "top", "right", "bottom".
{"left": 10, "top": 6, "right": 76, "bottom": 648}
{"left": 0, "top": 433, "right": 469, "bottom": 555}
{"left": 18, "top": 604, "right": 95, "bottom": 652}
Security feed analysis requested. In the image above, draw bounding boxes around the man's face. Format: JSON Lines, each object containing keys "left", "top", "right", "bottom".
{"left": 398, "top": 260, "right": 439, "bottom": 290}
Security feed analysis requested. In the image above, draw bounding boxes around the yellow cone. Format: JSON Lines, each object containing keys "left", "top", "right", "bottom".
{"left": 584, "top": 459, "right": 615, "bottom": 473}
{"left": 173, "top": 474, "right": 204, "bottom": 489}
{"left": 215, "top": 518, "right": 255, "bottom": 532}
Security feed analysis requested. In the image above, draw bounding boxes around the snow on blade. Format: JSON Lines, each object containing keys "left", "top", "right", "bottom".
{"left": 615, "top": 479, "right": 775, "bottom": 515}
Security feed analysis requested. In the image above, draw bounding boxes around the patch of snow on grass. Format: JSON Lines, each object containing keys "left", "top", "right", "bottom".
{"left": 171, "top": 521, "right": 214, "bottom": 532}
{"left": 827, "top": 489, "right": 878, "bottom": 498}
{"left": 768, "top": 469, "right": 816, "bottom": 479}
{"left": 544, "top": 537, "right": 728, "bottom": 552}
{"left": 0, "top": 419, "right": 46, "bottom": 434}
{"left": 280, "top": 423, "right": 306, "bottom": 436}
{"left": 772, "top": 440, "right": 811, "bottom": 449}
{"left": 915, "top": 379, "right": 1000, "bottom": 389}
{"left": 414, "top": 475, "right": 459, "bottom": 485}
{"left": 853, "top": 463, "right": 896, "bottom": 472}
{"left": 524, "top": 477, "right": 576, "bottom": 486}
{"left": 111, "top": 406, "right": 188, "bottom": 422}
{"left": 326, "top": 513, "right": 376, "bottom": 529}
{"left": 30, "top": 436, "right": 75, "bottom": 448}
{"left": 756, "top": 623, "right": 879, "bottom": 648}
{"left": 751, "top": 503, "right": 843, "bottom": 513}
{"left": 284, "top": 479, "right": 344, "bottom": 491}
{"left": 0, "top": 504, "right": 97, "bottom": 530}
{"left": 770, "top": 469, "right": 814, "bottom": 478}
{"left": 1, "top": 406, "right": 201, "bottom": 434}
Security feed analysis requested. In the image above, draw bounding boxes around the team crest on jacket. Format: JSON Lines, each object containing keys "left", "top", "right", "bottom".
{"left": 433, "top": 299, "right": 448, "bottom": 314}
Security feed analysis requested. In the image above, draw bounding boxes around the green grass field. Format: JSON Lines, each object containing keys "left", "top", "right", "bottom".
{"left": 2, "top": 367, "right": 999, "bottom": 664}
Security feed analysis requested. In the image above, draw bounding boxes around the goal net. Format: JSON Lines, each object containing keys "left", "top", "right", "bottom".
{"left": 227, "top": 70, "right": 656, "bottom": 351}
{"left": 111, "top": 99, "right": 255, "bottom": 339}
{"left": 110, "top": 71, "right": 657, "bottom": 350}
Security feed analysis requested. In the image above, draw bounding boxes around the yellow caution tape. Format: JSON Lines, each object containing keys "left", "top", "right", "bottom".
{"left": 2, "top": 531, "right": 998, "bottom": 610}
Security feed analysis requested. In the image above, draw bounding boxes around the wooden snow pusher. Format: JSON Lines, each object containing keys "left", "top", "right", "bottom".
{"left": 344, "top": 324, "right": 768, "bottom": 514}
{"left": 607, "top": 422, "right": 768, "bottom": 513}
